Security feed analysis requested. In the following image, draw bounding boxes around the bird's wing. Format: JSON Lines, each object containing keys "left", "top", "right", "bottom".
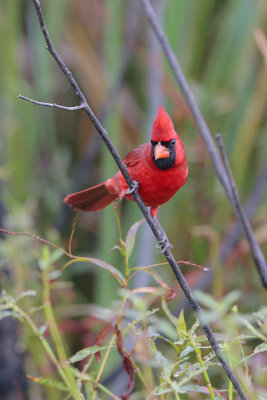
{"left": 123, "top": 143, "right": 148, "bottom": 168}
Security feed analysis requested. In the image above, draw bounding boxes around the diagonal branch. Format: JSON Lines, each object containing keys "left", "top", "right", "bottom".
{"left": 216, "top": 134, "right": 267, "bottom": 285}
{"left": 140, "top": 0, "right": 267, "bottom": 289}
{"left": 221, "top": 160, "right": 267, "bottom": 262}
{"left": 21, "top": 1, "right": 248, "bottom": 399}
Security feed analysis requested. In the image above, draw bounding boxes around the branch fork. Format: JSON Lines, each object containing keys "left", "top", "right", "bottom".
{"left": 18, "top": 94, "right": 85, "bottom": 111}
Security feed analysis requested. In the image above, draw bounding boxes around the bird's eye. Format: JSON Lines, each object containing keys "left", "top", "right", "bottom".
{"left": 170, "top": 139, "right": 176, "bottom": 146}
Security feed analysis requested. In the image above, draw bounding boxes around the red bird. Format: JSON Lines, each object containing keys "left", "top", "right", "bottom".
{"left": 64, "top": 105, "right": 188, "bottom": 217}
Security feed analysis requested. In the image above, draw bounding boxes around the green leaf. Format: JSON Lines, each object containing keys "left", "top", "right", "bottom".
{"left": 161, "top": 297, "right": 178, "bottom": 328}
{"left": 50, "top": 248, "right": 64, "bottom": 263}
{"left": 241, "top": 343, "right": 267, "bottom": 363}
{"left": 153, "top": 386, "right": 172, "bottom": 395}
{"left": 188, "top": 320, "right": 199, "bottom": 337}
{"left": 38, "top": 324, "right": 47, "bottom": 336}
{"left": 125, "top": 218, "right": 144, "bottom": 258}
{"left": 194, "top": 290, "right": 219, "bottom": 310}
{"left": 177, "top": 384, "right": 215, "bottom": 394}
{"left": 177, "top": 309, "right": 187, "bottom": 338}
{"left": 253, "top": 343, "right": 267, "bottom": 354}
{"left": 0, "top": 310, "right": 17, "bottom": 321}
{"left": 120, "top": 288, "right": 147, "bottom": 312}
{"left": 219, "top": 290, "right": 241, "bottom": 313}
{"left": 194, "top": 290, "right": 241, "bottom": 316}
{"left": 17, "top": 290, "right": 37, "bottom": 302}
{"left": 69, "top": 345, "right": 110, "bottom": 363}
{"left": 0, "top": 294, "right": 15, "bottom": 304}
{"left": 86, "top": 257, "right": 125, "bottom": 283}
{"left": 49, "top": 269, "right": 62, "bottom": 280}
{"left": 122, "top": 308, "right": 159, "bottom": 336}
{"left": 27, "top": 375, "right": 68, "bottom": 392}
{"left": 180, "top": 345, "right": 194, "bottom": 358}
{"left": 155, "top": 350, "right": 171, "bottom": 371}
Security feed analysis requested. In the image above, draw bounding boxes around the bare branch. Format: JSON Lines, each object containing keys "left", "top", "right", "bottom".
{"left": 24, "top": 1, "right": 248, "bottom": 398}
{"left": 140, "top": 0, "right": 267, "bottom": 290}
{"left": 221, "top": 161, "right": 267, "bottom": 262}
{"left": 216, "top": 134, "right": 267, "bottom": 286}
{"left": 18, "top": 95, "right": 85, "bottom": 111}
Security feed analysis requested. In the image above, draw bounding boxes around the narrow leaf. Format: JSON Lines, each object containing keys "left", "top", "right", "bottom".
{"left": 177, "top": 309, "right": 187, "bottom": 338}
{"left": 87, "top": 257, "right": 124, "bottom": 284}
{"left": 220, "top": 290, "right": 241, "bottom": 312}
{"left": 63, "top": 257, "right": 125, "bottom": 285}
{"left": 125, "top": 219, "right": 144, "bottom": 258}
{"left": 69, "top": 345, "right": 107, "bottom": 363}
{"left": 0, "top": 310, "right": 18, "bottom": 321}
{"left": 27, "top": 375, "right": 68, "bottom": 392}
{"left": 122, "top": 308, "right": 159, "bottom": 336}
{"left": 194, "top": 290, "right": 219, "bottom": 310}
{"left": 253, "top": 343, "right": 267, "bottom": 354}
{"left": 133, "top": 268, "right": 175, "bottom": 301}
{"left": 161, "top": 297, "right": 178, "bottom": 328}
{"left": 241, "top": 343, "right": 267, "bottom": 363}
{"left": 17, "top": 290, "right": 37, "bottom": 302}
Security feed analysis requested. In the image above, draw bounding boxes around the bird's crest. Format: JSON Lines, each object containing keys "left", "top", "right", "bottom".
{"left": 151, "top": 104, "right": 177, "bottom": 142}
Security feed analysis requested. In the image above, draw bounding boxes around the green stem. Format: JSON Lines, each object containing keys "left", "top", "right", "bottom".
{"left": 229, "top": 381, "right": 234, "bottom": 400}
{"left": 225, "top": 342, "right": 234, "bottom": 400}
{"left": 93, "top": 209, "right": 132, "bottom": 397}
{"left": 93, "top": 329, "right": 117, "bottom": 394}
{"left": 95, "top": 381, "right": 120, "bottom": 400}
{"left": 191, "top": 339, "right": 215, "bottom": 400}
{"left": 114, "top": 204, "right": 130, "bottom": 277}
{"left": 114, "top": 202, "right": 123, "bottom": 241}
{"left": 243, "top": 320, "right": 267, "bottom": 344}
{"left": 42, "top": 268, "right": 82, "bottom": 400}
{"left": 6, "top": 301, "right": 76, "bottom": 397}
{"left": 130, "top": 357, "right": 148, "bottom": 390}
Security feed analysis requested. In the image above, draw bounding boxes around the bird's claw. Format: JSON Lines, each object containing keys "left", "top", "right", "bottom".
{"left": 156, "top": 235, "right": 173, "bottom": 253}
{"left": 125, "top": 180, "right": 139, "bottom": 195}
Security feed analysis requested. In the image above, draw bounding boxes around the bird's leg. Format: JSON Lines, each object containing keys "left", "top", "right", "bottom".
{"left": 156, "top": 234, "right": 173, "bottom": 253}
{"left": 125, "top": 180, "right": 139, "bottom": 195}
{"left": 154, "top": 217, "right": 173, "bottom": 253}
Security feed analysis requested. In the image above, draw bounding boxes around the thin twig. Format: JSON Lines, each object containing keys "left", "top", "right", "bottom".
{"left": 140, "top": 0, "right": 267, "bottom": 289}
{"left": 18, "top": 94, "right": 85, "bottom": 111}
{"left": 23, "top": 1, "right": 248, "bottom": 399}
{"left": 221, "top": 161, "right": 267, "bottom": 262}
{"left": 216, "top": 134, "right": 267, "bottom": 286}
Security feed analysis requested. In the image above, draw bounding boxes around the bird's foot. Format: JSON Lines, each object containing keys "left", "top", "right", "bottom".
{"left": 156, "top": 234, "right": 173, "bottom": 253}
{"left": 125, "top": 180, "right": 139, "bottom": 195}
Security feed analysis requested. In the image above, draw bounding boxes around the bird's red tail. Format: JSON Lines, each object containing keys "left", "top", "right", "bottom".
{"left": 64, "top": 183, "right": 118, "bottom": 212}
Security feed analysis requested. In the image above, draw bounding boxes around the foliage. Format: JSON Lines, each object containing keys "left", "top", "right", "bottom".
{"left": 1, "top": 215, "right": 267, "bottom": 399}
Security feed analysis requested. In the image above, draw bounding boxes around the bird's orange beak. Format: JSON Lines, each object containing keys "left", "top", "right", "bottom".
{"left": 154, "top": 143, "right": 170, "bottom": 159}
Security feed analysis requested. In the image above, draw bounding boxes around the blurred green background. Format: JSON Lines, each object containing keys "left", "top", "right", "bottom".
{"left": 0, "top": 0, "right": 267, "bottom": 398}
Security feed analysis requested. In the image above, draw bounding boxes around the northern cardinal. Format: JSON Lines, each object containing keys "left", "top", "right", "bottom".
{"left": 64, "top": 105, "right": 188, "bottom": 217}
